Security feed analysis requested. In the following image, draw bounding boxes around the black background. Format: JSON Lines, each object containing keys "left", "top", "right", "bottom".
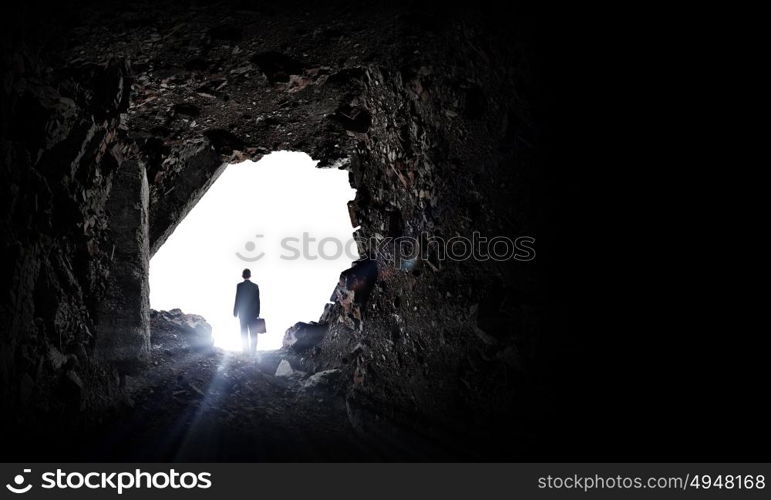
{"left": 535, "top": 6, "right": 767, "bottom": 460}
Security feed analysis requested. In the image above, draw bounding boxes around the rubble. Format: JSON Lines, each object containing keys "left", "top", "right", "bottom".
{"left": 150, "top": 308, "right": 213, "bottom": 350}
{"left": 302, "top": 369, "right": 341, "bottom": 390}
{"left": 275, "top": 359, "right": 294, "bottom": 377}
{"left": 282, "top": 322, "right": 327, "bottom": 351}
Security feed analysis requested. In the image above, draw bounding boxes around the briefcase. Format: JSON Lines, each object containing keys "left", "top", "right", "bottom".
{"left": 255, "top": 318, "right": 266, "bottom": 334}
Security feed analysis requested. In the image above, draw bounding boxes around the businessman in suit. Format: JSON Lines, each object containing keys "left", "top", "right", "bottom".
{"left": 233, "top": 268, "right": 261, "bottom": 354}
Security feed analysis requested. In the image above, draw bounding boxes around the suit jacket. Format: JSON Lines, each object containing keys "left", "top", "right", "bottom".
{"left": 234, "top": 280, "right": 260, "bottom": 320}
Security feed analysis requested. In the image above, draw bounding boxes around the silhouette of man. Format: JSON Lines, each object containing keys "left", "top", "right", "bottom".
{"left": 233, "top": 268, "right": 261, "bottom": 354}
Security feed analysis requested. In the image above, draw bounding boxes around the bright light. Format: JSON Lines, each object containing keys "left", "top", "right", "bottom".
{"left": 149, "top": 151, "right": 357, "bottom": 351}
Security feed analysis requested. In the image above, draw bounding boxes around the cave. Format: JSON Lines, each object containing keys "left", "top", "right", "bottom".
{"left": 2, "top": 0, "right": 584, "bottom": 461}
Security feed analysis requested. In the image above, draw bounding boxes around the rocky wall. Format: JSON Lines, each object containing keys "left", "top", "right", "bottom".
{"left": 0, "top": 48, "right": 135, "bottom": 449}
{"left": 94, "top": 159, "right": 151, "bottom": 372}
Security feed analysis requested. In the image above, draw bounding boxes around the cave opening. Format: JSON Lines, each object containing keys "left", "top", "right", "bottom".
{"left": 149, "top": 151, "right": 357, "bottom": 351}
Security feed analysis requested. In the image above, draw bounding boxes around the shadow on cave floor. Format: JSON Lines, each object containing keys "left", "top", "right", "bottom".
{"left": 73, "top": 324, "right": 448, "bottom": 462}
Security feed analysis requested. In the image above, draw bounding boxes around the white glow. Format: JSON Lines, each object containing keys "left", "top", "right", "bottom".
{"left": 150, "top": 151, "right": 357, "bottom": 351}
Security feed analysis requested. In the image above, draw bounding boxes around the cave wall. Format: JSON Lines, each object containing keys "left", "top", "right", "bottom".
{"left": 2, "top": 0, "right": 541, "bottom": 457}
{"left": 313, "top": 23, "right": 541, "bottom": 456}
{"left": 93, "top": 158, "right": 151, "bottom": 371}
{"left": 0, "top": 28, "right": 136, "bottom": 441}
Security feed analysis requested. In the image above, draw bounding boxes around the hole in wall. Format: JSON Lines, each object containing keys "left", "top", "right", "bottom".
{"left": 149, "top": 151, "right": 357, "bottom": 351}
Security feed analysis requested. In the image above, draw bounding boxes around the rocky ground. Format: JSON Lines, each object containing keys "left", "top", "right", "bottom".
{"left": 79, "top": 309, "right": 428, "bottom": 461}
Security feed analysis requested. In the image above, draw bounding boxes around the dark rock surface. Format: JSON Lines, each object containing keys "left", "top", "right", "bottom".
{"left": 282, "top": 321, "right": 327, "bottom": 351}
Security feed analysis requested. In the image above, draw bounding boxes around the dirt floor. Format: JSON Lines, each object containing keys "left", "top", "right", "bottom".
{"left": 81, "top": 326, "right": 390, "bottom": 461}
{"left": 6, "top": 311, "right": 455, "bottom": 462}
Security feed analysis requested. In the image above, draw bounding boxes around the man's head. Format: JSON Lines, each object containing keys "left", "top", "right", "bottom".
{"left": 242, "top": 268, "right": 251, "bottom": 279}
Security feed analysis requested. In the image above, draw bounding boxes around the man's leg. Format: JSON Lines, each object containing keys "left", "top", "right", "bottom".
{"left": 240, "top": 319, "right": 250, "bottom": 352}
{"left": 248, "top": 320, "right": 259, "bottom": 354}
